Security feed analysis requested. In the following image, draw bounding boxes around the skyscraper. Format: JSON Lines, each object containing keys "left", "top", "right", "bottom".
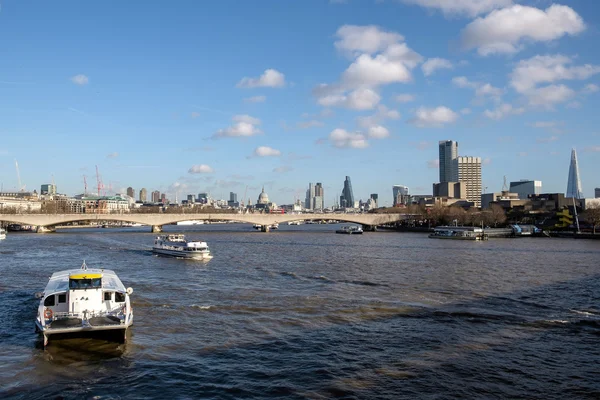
{"left": 139, "top": 188, "right": 147, "bottom": 203}
{"left": 509, "top": 180, "right": 542, "bottom": 200}
{"left": 595, "top": 188, "right": 600, "bottom": 198}
{"left": 340, "top": 176, "right": 355, "bottom": 208}
{"left": 152, "top": 190, "right": 161, "bottom": 203}
{"left": 305, "top": 183, "right": 315, "bottom": 210}
{"left": 566, "top": 148, "right": 583, "bottom": 199}
{"left": 314, "top": 182, "right": 324, "bottom": 210}
{"left": 370, "top": 193, "right": 378, "bottom": 208}
{"left": 392, "top": 185, "right": 409, "bottom": 206}
{"left": 453, "top": 156, "right": 482, "bottom": 207}
{"left": 126, "top": 187, "right": 134, "bottom": 198}
{"left": 439, "top": 140, "right": 458, "bottom": 183}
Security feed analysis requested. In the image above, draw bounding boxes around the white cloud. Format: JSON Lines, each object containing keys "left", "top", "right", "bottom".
{"left": 329, "top": 128, "right": 369, "bottom": 149}
{"left": 582, "top": 83, "right": 599, "bottom": 94}
{"left": 342, "top": 54, "right": 413, "bottom": 86}
{"left": 409, "top": 106, "right": 459, "bottom": 128}
{"left": 530, "top": 121, "right": 563, "bottom": 129}
{"left": 402, "top": 0, "right": 513, "bottom": 18}
{"left": 335, "top": 25, "right": 404, "bottom": 55}
{"left": 297, "top": 120, "right": 325, "bottom": 129}
{"left": 273, "top": 166, "right": 294, "bottom": 173}
{"left": 421, "top": 58, "right": 453, "bottom": 76}
{"left": 236, "top": 69, "right": 285, "bottom": 88}
{"left": 244, "top": 95, "right": 266, "bottom": 103}
{"left": 526, "top": 84, "right": 575, "bottom": 108}
{"left": 253, "top": 146, "right": 281, "bottom": 157}
{"left": 214, "top": 115, "right": 262, "bottom": 138}
{"left": 452, "top": 76, "right": 504, "bottom": 101}
{"left": 317, "top": 87, "right": 381, "bottom": 110}
{"left": 395, "top": 94, "right": 415, "bottom": 103}
{"left": 367, "top": 125, "right": 390, "bottom": 139}
{"left": 106, "top": 152, "right": 119, "bottom": 159}
{"left": 460, "top": 108, "right": 472, "bottom": 115}
{"left": 462, "top": 5, "right": 586, "bottom": 56}
{"left": 71, "top": 74, "right": 89, "bottom": 85}
{"left": 483, "top": 103, "right": 525, "bottom": 120}
{"left": 188, "top": 164, "right": 214, "bottom": 174}
{"left": 510, "top": 55, "right": 600, "bottom": 93}
{"left": 357, "top": 104, "right": 400, "bottom": 130}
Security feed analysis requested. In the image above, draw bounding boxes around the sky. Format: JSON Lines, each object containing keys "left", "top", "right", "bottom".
{"left": 0, "top": 0, "right": 599, "bottom": 207}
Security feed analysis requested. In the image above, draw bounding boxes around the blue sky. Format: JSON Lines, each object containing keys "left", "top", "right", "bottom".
{"left": 1, "top": 0, "right": 599, "bottom": 206}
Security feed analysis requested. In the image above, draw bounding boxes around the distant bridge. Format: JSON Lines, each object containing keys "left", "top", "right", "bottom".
{"left": 0, "top": 213, "right": 406, "bottom": 233}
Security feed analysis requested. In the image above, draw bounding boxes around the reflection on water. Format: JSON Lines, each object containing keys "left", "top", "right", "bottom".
{"left": 0, "top": 224, "right": 599, "bottom": 399}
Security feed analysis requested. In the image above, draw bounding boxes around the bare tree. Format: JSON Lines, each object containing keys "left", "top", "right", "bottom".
{"left": 447, "top": 206, "right": 467, "bottom": 226}
{"left": 489, "top": 204, "right": 507, "bottom": 227}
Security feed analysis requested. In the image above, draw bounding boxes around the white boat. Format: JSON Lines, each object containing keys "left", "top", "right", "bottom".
{"left": 35, "top": 262, "right": 133, "bottom": 347}
{"left": 429, "top": 226, "right": 488, "bottom": 240}
{"left": 270, "top": 223, "right": 279, "bottom": 230}
{"left": 176, "top": 220, "right": 205, "bottom": 225}
{"left": 0, "top": 228, "right": 6, "bottom": 240}
{"left": 152, "top": 234, "right": 213, "bottom": 259}
{"left": 287, "top": 221, "right": 301, "bottom": 225}
{"left": 335, "top": 225, "right": 364, "bottom": 234}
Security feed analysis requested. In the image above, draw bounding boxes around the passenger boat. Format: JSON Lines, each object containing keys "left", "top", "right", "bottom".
{"left": 0, "top": 228, "right": 6, "bottom": 240}
{"left": 35, "top": 262, "right": 133, "bottom": 347}
{"left": 335, "top": 225, "right": 364, "bottom": 234}
{"left": 429, "top": 226, "right": 488, "bottom": 240}
{"left": 152, "top": 234, "right": 213, "bottom": 259}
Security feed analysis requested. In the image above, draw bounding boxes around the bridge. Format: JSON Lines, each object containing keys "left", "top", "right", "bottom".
{"left": 0, "top": 213, "right": 406, "bottom": 233}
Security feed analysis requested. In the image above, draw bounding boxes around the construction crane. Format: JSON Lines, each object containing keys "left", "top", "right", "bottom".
{"left": 83, "top": 175, "right": 88, "bottom": 196}
{"left": 95, "top": 165, "right": 104, "bottom": 196}
{"left": 241, "top": 185, "right": 248, "bottom": 207}
{"left": 14, "top": 159, "right": 25, "bottom": 192}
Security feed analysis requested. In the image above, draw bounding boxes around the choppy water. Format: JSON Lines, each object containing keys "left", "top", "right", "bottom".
{"left": 0, "top": 224, "right": 599, "bottom": 399}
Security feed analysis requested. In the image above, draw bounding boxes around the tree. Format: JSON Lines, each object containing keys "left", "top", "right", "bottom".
{"left": 582, "top": 204, "right": 600, "bottom": 234}
{"left": 447, "top": 206, "right": 467, "bottom": 226}
{"left": 489, "top": 204, "right": 507, "bottom": 227}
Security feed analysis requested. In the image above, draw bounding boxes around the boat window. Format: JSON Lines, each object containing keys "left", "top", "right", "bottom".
{"left": 69, "top": 278, "right": 102, "bottom": 290}
{"left": 104, "top": 292, "right": 112, "bottom": 301}
{"left": 44, "top": 295, "right": 55, "bottom": 307}
{"left": 58, "top": 293, "right": 66, "bottom": 303}
{"left": 115, "top": 292, "right": 125, "bottom": 303}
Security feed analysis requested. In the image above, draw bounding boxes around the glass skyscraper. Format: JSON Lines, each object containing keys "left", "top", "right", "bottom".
{"left": 340, "top": 176, "right": 355, "bottom": 208}
{"left": 439, "top": 140, "right": 458, "bottom": 183}
{"left": 566, "top": 148, "right": 583, "bottom": 199}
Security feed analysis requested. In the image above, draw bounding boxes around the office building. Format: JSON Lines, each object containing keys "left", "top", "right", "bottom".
{"left": 139, "top": 188, "right": 147, "bottom": 203}
{"left": 509, "top": 180, "right": 542, "bottom": 200}
{"left": 126, "top": 187, "right": 134, "bottom": 198}
{"left": 566, "top": 148, "right": 583, "bottom": 199}
{"left": 452, "top": 156, "right": 482, "bottom": 207}
{"left": 595, "top": 188, "right": 600, "bottom": 198}
{"left": 370, "top": 193, "right": 378, "bottom": 208}
{"left": 228, "top": 192, "right": 239, "bottom": 207}
{"left": 439, "top": 140, "right": 458, "bottom": 183}
{"left": 392, "top": 185, "right": 409, "bottom": 206}
{"left": 315, "top": 183, "right": 324, "bottom": 210}
{"left": 339, "top": 176, "right": 355, "bottom": 208}
{"left": 152, "top": 190, "right": 160, "bottom": 203}
{"left": 40, "top": 184, "right": 57, "bottom": 195}
{"left": 197, "top": 193, "right": 209, "bottom": 204}
{"left": 433, "top": 182, "right": 466, "bottom": 199}
{"left": 305, "top": 183, "right": 315, "bottom": 210}
{"left": 160, "top": 193, "right": 166, "bottom": 203}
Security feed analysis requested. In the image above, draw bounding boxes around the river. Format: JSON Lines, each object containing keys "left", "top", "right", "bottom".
{"left": 0, "top": 224, "right": 599, "bottom": 399}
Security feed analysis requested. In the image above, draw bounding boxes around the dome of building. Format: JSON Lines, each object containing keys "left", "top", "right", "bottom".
{"left": 257, "top": 187, "right": 269, "bottom": 205}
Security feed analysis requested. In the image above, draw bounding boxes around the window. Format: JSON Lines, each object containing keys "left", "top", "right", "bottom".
{"left": 44, "top": 296, "right": 55, "bottom": 307}
{"left": 104, "top": 292, "right": 112, "bottom": 301}
{"left": 70, "top": 278, "right": 102, "bottom": 290}
{"left": 58, "top": 293, "right": 66, "bottom": 303}
{"left": 115, "top": 292, "right": 125, "bottom": 303}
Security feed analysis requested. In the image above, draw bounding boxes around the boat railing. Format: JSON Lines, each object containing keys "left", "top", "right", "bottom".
{"left": 51, "top": 305, "right": 126, "bottom": 321}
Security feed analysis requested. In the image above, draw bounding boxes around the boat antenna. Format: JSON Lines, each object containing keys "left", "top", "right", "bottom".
{"left": 81, "top": 260, "right": 88, "bottom": 270}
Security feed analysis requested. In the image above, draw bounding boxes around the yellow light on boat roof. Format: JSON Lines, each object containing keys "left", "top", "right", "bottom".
{"left": 69, "top": 273, "right": 103, "bottom": 279}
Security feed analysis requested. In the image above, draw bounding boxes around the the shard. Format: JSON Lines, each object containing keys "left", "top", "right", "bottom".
{"left": 566, "top": 148, "right": 583, "bottom": 199}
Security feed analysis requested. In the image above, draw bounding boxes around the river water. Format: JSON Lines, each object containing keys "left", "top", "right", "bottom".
{"left": 0, "top": 224, "right": 599, "bottom": 399}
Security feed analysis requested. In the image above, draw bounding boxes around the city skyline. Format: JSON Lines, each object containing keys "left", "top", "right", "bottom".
{"left": 1, "top": 1, "right": 599, "bottom": 205}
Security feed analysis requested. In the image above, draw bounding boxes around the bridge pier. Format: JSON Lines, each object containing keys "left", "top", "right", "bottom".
{"left": 260, "top": 225, "right": 270, "bottom": 232}
{"left": 36, "top": 226, "right": 55, "bottom": 233}
{"left": 151, "top": 225, "right": 163, "bottom": 233}
{"left": 362, "top": 224, "right": 377, "bottom": 232}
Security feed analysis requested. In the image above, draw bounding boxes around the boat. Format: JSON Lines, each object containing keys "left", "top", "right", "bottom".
{"left": 35, "top": 261, "right": 133, "bottom": 347}
{"left": 253, "top": 224, "right": 262, "bottom": 230}
{"left": 152, "top": 234, "right": 213, "bottom": 259}
{"left": 429, "top": 226, "right": 488, "bottom": 240}
{"left": 287, "top": 221, "right": 301, "bottom": 225}
{"left": 335, "top": 225, "right": 364, "bottom": 234}
{"left": 270, "top": 223, "right": 279, "bottom": 230}
{"left": 0, "top": 228, "right": 6, "bottom": 240}
{"left": 176, "top": 220, "right": 205, "bottom": 225}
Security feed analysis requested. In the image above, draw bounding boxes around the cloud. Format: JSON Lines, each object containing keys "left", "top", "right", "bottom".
{"left": 421, "top": 58, "right": 453, "bottom": 76}
{"left": 252, "top": 146, "right": 281, "bottom": 157}
{"left": 236, "top": 69, "right": 285, "bottom": 88}
{"left": 460, "top": 108, "right": 472, "bottom": 115}
{"left": 334, "top": 24, "right": 405, "bottom": 55}
{"left": 188, "top": 164, "right": 214, "bottom": 174}
{"left": 529, "top": 121, "right": 564, "bottom": 130}
{"left": 526, "top": 85, "right": 575, "bottom": 108}
{"left": 317, "top": 87, "right": 381, "bottom": 110}
{"left": 409, "top": 106, "right": 458, "bottom": 128}
{"left": 427, "top": 159, "right": 440, "bottom": 169}
{"left": 297, "top": 120, "right": 325, "bottom": 129}
{"left": 329, "top": 128, "right": 369, "bottom": 149}
{"left": 483, "top": 103, "right": 525, "bottom": 120}
{"left": 367, "top": 125, "right": 390, "bottom": 139}
{"left": 342, "top": 54, "right": 414, "bottom": 86}
{"left": 273, "top": 166, "right": 294, "bottom": 173}
{"left": 582, "top": 84, "right": 599, "bottom": 94}
{"left": 213, "top": 115, "right": 262, "bottom": 138}
{"left": 106, "top": 152, "right": 119, "bottom": 159}
{"left": 191, "top": 112, "right": 200, "bottom": 119}
{"left": 401, "top": 0, "right": 513, "bottom": 18}
{"left": 71, "top": 74, "right": 89, "bottom": 85}
{"left": 357, "top": 104, "right": 400, "bottom": 129}
{"left": 452, "top": 76, "right": 504, "bottom": 102}
{"left": 395, "top": 94, "right": 415, "bottom": 103}
{"left": 462, "top": 5, "right": 586, "bottom": 56}
{"left": 482, "top": 157, "right": 492, "bottom": 165}
{"left": 244, "top": 95, "right": 266, "bottom": 103}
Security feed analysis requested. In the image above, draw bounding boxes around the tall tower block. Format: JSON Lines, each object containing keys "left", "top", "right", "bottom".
{"left": 566, "top": 148, "right": 583, "bottom": 199}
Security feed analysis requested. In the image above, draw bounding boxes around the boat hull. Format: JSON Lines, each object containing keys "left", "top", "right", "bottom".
{"left": 152, "top": 247, "right": 213, "bottom": 259}
{"left": 335, "top": 230, "right": 363, "bottom": 234}
{"left": 36, "top": 316, "right": 132, "bottom": 345}
{"left": 428, "top": 234, "right": 484, "bottom": 240}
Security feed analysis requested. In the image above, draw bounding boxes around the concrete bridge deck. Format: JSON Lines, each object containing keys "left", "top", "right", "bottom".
{"left": 0, "top": 213, "right": 405, "bottom": 233}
